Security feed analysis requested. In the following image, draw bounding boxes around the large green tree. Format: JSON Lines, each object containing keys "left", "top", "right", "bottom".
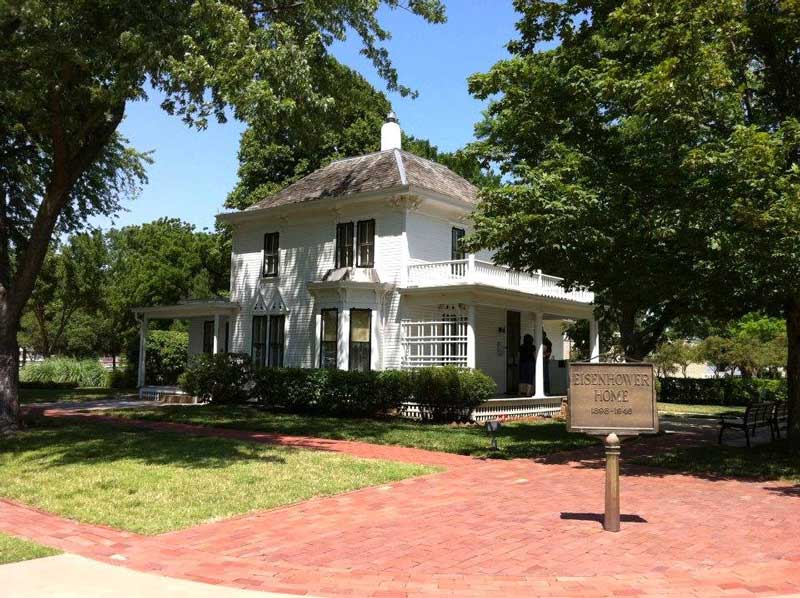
{"left": 227, "top": 60, "right": 497, "bottom": 210}
{"left": 466, "top": 1, "right": 711, "bottom": 361}
{"left": 104, "top": 218, "right": 232, "bottom": 362}
{"left": 18, "top": 231, "right": 107, "bottom": 357}
{"left": 0, "top": 0, "right": 445, "bottom": 433}
{"left": 226, "top": 58, "right": 392, "bottom": 209}
{"left": 466, "top": 0, "right": 800, "bottom": 446}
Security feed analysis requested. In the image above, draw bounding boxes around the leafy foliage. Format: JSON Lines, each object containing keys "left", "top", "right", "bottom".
{"left": 179, "top": 353, "right": 254, "bottom": 404}
{"left": 20, "top": 357, "right": 108, "bottom": 388}
{"left": 649, "top": 341, "right": 698, "bottom": 379}
{"left": 659, "top": 377, "right": 786, "bottom": 406}
{"left": 466, "top": 0, "right": 800, "bottom": 446}
{"left": 0, "top": 0, "right": 446, "bottom": 431}
{"left": 226, "top": 58, "right": 392, "bottom": 210}
{"left": 18, "top": 232, "right": 107, "bottom": 357}
{"left": 253, "top": 368, "right": 406, "bottom": 417}
{"left": 226, "top": 60, "right": 497, "bottom": 210}
{"left": 144, "top": 330, "right": 188, "bottom": 386}
{"left": 181, "top": 359, "right": 496, "bottom": 421}
{"left": 664, "top": 313, "right": 790, "bottom": 379}
{"left": 402, "top": 366, "right": 496, "bottom": 422}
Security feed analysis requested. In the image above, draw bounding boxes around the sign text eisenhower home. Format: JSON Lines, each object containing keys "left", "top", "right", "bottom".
{"left": 568, "top": 362, "right": 659, "bottom": 436}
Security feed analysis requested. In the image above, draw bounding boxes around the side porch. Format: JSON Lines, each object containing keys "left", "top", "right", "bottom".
{"left": 132, "top": 300, "right": 240, "bottom": 400}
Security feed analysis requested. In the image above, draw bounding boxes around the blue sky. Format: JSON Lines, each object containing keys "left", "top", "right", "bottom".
{"left": 93, "top": 1, "right": 520, "bottom": 232}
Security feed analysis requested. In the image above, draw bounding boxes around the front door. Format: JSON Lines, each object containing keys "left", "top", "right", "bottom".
{"left": 506, "top": 310, "right": 520, "bottom": 394}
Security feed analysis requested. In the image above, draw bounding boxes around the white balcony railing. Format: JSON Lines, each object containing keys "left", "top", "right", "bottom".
{"left": 406, "top": 258, "right": 594, "bottom": 304}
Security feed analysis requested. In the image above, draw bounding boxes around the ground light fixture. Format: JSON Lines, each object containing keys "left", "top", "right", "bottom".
{"left": 485, "top": 420, "right": 502, "bottom": 450}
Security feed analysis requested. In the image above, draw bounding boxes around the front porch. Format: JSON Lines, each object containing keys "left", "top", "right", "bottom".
{"left": 399, "top": 264, "right": 600, "bottom": 409}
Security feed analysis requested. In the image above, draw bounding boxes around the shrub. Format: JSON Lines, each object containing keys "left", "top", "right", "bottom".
{"left": 406, "top": 366, "right": 496, "bottom": 422}
{"left": 179, "top": 353, "right": 253, "bottom": 404}
{"left": 658, "top": 377, "right": 787, "bottom": 406}
{"left": 20, "top": 357, "right": 108, "bottom": 388}
{"left": 253, "top": 368, "right": 397, "bottom": 417}
{"left": 105, "top": 367, "right": 136, "bottom": 389}
{"left": 144, "top": 330, "right": 188, "bottom": 385}
{"left": 253, "top": 366, "right": 494, "bottom": 421}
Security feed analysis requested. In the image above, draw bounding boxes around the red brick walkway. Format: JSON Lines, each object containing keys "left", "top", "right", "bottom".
{"left": 3, "top": 411, "right": 800, "bottom": 597}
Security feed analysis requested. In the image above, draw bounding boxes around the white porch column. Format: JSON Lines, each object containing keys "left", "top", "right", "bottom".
{"left": 589, "top": 318, "right": 600, "bottom": 362}
{"left": 371, "top": 306, "right": 381, "bottom": 371}
{"left": 313, "top": 309, "right": 322, "bottom": 368}
{"left": 137, "top": 315, "right": 148, "bottom": 388}
{"left": 212, "top": 314, "right": 221, "bottom": 354}
{"left": 534, "top": 311, "right": 545, "bottom": 398}
{"left": 466, "top": 254, "right": 476, "bottom": 283}
{"left": 337, "top": 308, "right": 350, "bottom": 370}
{"left": 466, "top": 304, "right": 476, "bottom": 369}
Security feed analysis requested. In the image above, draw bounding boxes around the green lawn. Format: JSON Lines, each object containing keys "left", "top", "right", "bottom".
{"left": 0, "top": 416, "right": 435, "bottom": 535}
{"left": 0, "top": 533, "right": 60, "bottom": 565}
{"left": 19, "top": 387, "right": 136, "bottom": 404}
{"left": 657, "top": 402, "right": 745, "bottom": 418}
{"left": 103, "top": 404, "right": 598, "bottom": 459}
{"left": 633, "top": 440, "right": 800, "bottom": 481}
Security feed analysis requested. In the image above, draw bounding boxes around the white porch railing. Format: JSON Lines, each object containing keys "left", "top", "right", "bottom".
{"left": 400, "top": 396, "right": 564, "bottom": 422}
{"left": 401, "top": 318, "right": 468, "bottom": 368}
{"left": 406, "top": 259, "right": 594, "bottom": 303}
{"left": 471, "top": 396, "right": 564, "bottom": 422}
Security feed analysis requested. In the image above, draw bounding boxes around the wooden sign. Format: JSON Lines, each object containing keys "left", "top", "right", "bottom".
{"left": 567, "top": 362, "right": 658, "bottom": 436}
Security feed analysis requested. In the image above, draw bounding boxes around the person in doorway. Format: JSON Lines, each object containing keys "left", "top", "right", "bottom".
{"left": 518, "top": 334, "right": 535, "bottom": 396}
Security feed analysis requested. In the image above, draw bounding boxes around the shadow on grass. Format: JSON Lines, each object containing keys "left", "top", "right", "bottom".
{"left": 533, "top": 431, "right": 800, "bottom": 486}
{"left": 100, "top": 405, "right": 599, "bottom": 460}
{"left": 6, "top": 415, "right": 287, "bottom": 469}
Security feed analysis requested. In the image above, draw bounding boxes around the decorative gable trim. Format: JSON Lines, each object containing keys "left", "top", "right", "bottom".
{"left": 253, "top": 287, "right": 289, "bottom": 313}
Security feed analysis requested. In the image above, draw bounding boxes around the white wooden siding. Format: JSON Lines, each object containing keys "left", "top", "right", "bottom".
{"left": 229, "top": 206, "right": 406, "bottom": 367}
{"left": 406, "top": 211, "right": 493, "bottom": 264}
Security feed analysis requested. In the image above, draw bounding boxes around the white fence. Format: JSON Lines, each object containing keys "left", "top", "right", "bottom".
{"left": 401, "top": 318, "right": 468, "bottom": 368}
{"left": 407, "top": 258, "right": 594, "bottom": 304}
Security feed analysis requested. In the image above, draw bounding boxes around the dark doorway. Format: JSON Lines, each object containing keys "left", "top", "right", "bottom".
{"left": 506, "top": 310, "right": 520, "bottom": 394}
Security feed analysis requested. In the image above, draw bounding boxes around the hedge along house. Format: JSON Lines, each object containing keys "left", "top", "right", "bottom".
{"left": 134, "top": 113, "right": 599, "bottom": 417}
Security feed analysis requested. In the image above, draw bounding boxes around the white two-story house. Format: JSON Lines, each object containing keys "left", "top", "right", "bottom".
{"left": 135, "top": 114, "right": 599, "bottom": 417}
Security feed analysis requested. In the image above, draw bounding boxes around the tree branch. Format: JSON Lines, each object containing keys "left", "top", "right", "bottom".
{"left": 7, "top": 98, "right": 125, "bottom": 325}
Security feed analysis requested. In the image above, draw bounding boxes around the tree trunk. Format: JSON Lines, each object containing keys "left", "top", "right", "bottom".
{"left": 785, "top": 298, "right": 800, "bottom": 451}
{"left": 0, "top": 311, "right": 20, "bottom": 436}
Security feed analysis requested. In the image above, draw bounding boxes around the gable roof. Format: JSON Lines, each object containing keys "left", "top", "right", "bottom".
{"left": 245, "top": 149, "right": 478, "bottom": 211}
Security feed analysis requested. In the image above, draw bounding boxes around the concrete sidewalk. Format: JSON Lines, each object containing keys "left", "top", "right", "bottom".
{"left": 1, "top": 554, "right": 313, "bottom": 598}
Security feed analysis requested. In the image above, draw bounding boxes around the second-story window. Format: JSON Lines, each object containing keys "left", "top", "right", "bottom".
{"left": 451, "top": 227, "right": 466, "bottom": 261}
{"left": 335, "top": 222, "right": 354, "bottom": 268}
{"left": 356, "top": 220, "right": 375, "bottom": 267}
{"left": 263, "top": 232, "right": 279, "bottom": 277}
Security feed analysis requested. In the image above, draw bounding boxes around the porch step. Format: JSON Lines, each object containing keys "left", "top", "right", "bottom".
{"left": 158, "top": 394, "right": 198, "bottom": 405}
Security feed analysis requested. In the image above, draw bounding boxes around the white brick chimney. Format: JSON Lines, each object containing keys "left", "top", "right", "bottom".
{"left": 381, "top": 111, "right": 401, "bottom": 151}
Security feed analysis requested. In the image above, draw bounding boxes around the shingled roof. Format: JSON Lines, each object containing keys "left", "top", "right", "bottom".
{"left": 245, "top": 148, "right": 478, "bottom": 211}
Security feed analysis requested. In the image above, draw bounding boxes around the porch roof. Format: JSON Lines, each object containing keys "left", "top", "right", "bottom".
{"left": 399, "top": 284, "right": 595, "bottom": 320}
{"left": 132, "top": 299, "right": 240, "bottom": 319}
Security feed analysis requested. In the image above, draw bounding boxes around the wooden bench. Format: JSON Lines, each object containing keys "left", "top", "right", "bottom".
{"left": 718, "top": 402, "right": 775, "bottom": 448}
{"left": 772, "top": 402, "right": 789, "bottom": 439}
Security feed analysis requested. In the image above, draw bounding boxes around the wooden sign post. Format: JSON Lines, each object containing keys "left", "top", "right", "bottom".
{"left": 567, "top": 362, "right": 658, "bottom": 532}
